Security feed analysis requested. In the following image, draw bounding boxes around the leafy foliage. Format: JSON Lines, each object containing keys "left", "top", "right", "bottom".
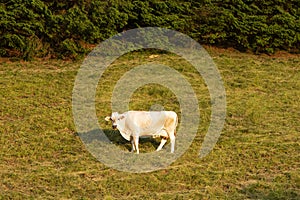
{"left": 0, "top": 0, "right": 299, "bottom": 59}
{"left": 191, "top": 0, "right": 300, "bottom": 53}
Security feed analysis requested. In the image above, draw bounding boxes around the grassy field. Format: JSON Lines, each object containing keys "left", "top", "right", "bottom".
{"left": 0, "top": 48, "right": 299, "bottom": 199}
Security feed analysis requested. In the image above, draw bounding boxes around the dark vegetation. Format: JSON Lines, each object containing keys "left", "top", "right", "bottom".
{"left": 1, "top": 0, "right": 299, "bottom": 60}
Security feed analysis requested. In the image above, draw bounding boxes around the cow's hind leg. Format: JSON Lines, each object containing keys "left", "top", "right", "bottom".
{"left": 170, "top": 135, "right": 175, "bottom": 153}
{"left": 169, "top": 130, "right": 176, "bottom": 153}
{"left": 164, "top": 116, "right": 177, "bottom": 153}
{"left": 156, "top": 136, "right": 168, "bottom": 151}
{"left": 164, "top": 128, "right": 176, "bottom": 153}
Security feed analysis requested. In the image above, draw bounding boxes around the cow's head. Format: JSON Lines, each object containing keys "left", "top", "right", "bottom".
{"left": 105, "top": 112, "right": 124, "bottom": 129}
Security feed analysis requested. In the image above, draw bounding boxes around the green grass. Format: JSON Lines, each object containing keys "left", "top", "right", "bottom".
{"left": 0, "top": 48, "right": 299, "bottom": 199}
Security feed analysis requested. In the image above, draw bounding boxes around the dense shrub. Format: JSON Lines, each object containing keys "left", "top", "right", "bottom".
{"left": 190, "top": 0, "right": 300, "bottom": 53}
{"left": 0, "top": 0, "right": 299, "bottom": 59}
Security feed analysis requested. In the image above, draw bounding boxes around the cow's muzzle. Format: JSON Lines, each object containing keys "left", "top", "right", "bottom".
{"left": 112, "top": 125, "right": 117, "bottom": 129}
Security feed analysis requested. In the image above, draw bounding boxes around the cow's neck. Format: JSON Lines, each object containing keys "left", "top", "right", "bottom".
{"left": 116, "top": 114, "right": 126, "bottom": 133}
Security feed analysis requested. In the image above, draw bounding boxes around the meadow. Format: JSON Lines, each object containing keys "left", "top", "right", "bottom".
{"left": 0, "top": 48, "right": 299, "bottom": 199}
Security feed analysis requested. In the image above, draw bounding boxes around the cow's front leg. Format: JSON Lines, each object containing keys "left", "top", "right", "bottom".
{"left": 130, "top": 136, "right": 136, "bottom": 153}
{"left": 132, "top": 135, "right": 139, "bottom": 154}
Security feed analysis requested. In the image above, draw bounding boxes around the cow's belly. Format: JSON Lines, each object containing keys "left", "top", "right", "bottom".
{"left": 140, "top": 129, "right": 168, "bottom": 138}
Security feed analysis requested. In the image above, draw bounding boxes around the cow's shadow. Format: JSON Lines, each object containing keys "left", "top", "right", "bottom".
{"left": 77, "top": 129, "right": 165, "bottom": 153}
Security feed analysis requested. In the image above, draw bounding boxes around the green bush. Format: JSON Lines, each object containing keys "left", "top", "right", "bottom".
{"left": 190, "top": 0, "right": 300, "bottom": 53}
{"left": 0, "top": 0, "right": 299, "bottom": 59}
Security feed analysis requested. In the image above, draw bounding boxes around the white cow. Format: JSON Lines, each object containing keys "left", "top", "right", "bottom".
{"left": 105, "top": 111, "right": 178, "bottom": 154}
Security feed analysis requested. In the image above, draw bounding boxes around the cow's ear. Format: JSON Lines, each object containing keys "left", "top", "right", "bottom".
{"left": 105, "top": 116, "right": 111, "bottom": 121}
{"left": 118, "top": 115, "right": 125, "bottom": 120}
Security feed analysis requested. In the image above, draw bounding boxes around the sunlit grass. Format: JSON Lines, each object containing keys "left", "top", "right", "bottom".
{"left": 0, "top": 49, "right": 299, "bottom": 199}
